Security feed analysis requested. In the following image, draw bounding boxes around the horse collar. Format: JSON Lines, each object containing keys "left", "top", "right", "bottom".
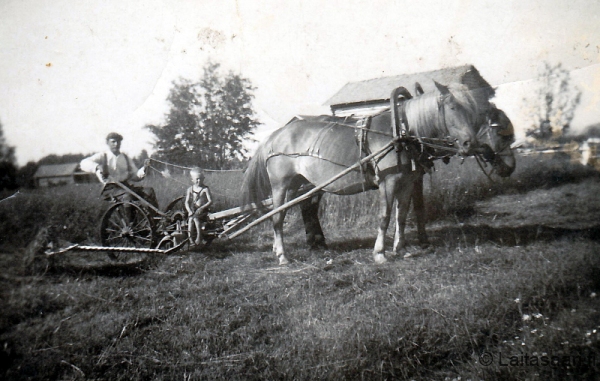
{"left": 390, "top": 86, "right": 412, "bottom": 139}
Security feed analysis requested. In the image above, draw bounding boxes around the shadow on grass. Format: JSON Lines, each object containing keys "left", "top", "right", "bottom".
{"left": 326, "top": 237, "right": 376, "bottom": 252}
{"left": 427, "top": 223, "right": 600, "bottom": 248}
{"left": 310, "top": 223, "right": 600, "bottom": 263}
{"left": 46, "top": 257, "right": 155, "bottom": 277}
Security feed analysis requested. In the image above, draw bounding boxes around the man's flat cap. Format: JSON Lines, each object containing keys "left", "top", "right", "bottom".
{"left": 106, "top": 132, "right": 123, "bottom": 141}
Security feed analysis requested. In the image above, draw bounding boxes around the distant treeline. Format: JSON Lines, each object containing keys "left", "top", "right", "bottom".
{"left": 562, "top": 123, "right": 600, "bottom": 143}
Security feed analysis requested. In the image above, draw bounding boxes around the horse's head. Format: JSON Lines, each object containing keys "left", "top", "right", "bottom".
{"left": 475, "top": 105, "right": 516, "bottom": 177}
{"left": 433, "top": 81, "right": 479, "bottom": 156}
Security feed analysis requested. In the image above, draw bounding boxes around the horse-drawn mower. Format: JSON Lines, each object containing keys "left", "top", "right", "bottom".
{"left": 45, "top": 180, "right": 273, "bottom": 260}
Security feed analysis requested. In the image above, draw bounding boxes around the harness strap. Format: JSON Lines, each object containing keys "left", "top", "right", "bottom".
{"left": 390, "top": 87, "right": 414, "bottom": 171}
{"left": 390, "top": 86, "right": 412, "bottom": 138}
{"left": 354, "top": 116, "right": 374, "bottom": 187}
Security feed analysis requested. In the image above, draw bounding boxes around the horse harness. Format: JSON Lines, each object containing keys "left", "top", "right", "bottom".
{"left": 353, "top": 87, "right": 435, "bottom": 182}
{"left": 344, "top": 98, "right": 440, "bottom": 186}
{"left": 268, "top": 86, "right": 456, "bottom": 185}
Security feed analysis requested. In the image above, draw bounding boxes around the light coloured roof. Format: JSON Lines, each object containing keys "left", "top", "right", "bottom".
{"left": 324, "top": 65, "right": 494, "bottom": 107}
{"left": 33, "top": 163, "right": 80, "bottom": 178}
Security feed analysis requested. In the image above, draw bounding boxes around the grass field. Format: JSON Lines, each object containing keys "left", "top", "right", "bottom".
{"left": 0, "top": 153, "right": 599, "bottom": 380}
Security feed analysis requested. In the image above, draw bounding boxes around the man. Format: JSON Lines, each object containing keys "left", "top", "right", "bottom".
{"left": 80, "top": 132, "right": 158, "bottom": 207}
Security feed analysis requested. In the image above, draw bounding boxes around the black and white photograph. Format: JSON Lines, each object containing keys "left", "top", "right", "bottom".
{"left": 1, "top": 0, "right": 599, "bottom": 379}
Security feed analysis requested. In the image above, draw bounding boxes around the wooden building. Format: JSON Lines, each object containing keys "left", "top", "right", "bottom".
{"left": 324, "top": 65, "right": 494, "bottom": 117}
{"left": 33, "top": 163, "right": 95, "bottom": 187}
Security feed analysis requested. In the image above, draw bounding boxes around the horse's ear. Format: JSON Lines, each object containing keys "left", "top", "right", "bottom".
{"left": 414, "top": 82, "right": 424, "bottom": 96}
{"left": 433, "top": 80, "right": 450, "bottom": 95}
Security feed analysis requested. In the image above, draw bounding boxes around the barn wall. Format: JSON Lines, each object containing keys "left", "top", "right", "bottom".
{"left": 36, "top": 175, "right": 75, "bottom": 187}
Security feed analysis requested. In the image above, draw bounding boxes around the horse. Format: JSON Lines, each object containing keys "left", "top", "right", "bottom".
{"left": 289, "top": 83, "right": 515, "bottom": 259}
{"left": 400, "top": 85, "right": 517, "bottom": 249}
{"left": 242, "top": 81, "right": 485, "bottom": 265}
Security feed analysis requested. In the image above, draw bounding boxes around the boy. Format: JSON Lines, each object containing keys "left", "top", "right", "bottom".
{"left": 185, "top": 167, "right": 213, "bottom": 246}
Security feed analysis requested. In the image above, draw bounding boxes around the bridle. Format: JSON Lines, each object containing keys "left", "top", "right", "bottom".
{"left": 473, "top": 117, "right": 515, "bottom": 182}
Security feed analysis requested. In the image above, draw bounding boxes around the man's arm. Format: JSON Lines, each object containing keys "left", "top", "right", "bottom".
{"left": 80, "top": 153, "right": 107, "bottom": 183}
{"left": 80, "top": 152, "right": 104, "bottom": 173}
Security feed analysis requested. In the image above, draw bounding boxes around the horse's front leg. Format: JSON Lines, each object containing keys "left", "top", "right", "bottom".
{"left": 373, "top": 176, "right": 398, "bottom": 263}
{"left": 412, "top": 171, "right": 429, "bottom": 246}
{"left": 271, "top": 186, "right": 290, "bottom": 265}
{"left": 393, "top": 174, "right": 416, "bottom": 253}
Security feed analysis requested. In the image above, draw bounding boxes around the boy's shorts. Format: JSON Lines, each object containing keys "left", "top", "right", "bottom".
{"left": 192, "top": 210, "right": 209, "bottom": 222}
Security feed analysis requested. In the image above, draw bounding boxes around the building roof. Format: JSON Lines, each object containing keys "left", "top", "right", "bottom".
{"left": 324, "top": 65, "right": 494, "bottom": 108}
{"left": 33, "top": 163, "right": 80, "bottom": 178}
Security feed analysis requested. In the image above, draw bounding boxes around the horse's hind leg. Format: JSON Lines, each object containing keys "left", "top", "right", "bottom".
{"left": 300, "top": 194, "right": 327, "bottom": 250}
{"left": 271, "top": 182, "right": 291, "bottom": 265}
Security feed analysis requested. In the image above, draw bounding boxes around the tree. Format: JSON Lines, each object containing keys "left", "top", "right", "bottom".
{"left": 16, "top": 161, "right": 38, "bottom": 189}
{"left": 525, "top": 62, "right": 581, "bottom": 141}
{"left": 146, "top": 61, "right": 259, "bottom": 169}
{"left": 0, "top": 119, "right": 17, "bottom": 190}
{"left": 133, "top": 149, "right": 150, "bottom": 168}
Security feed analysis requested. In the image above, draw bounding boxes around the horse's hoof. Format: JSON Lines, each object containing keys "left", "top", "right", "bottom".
{"left": 373, "top": 253, "right": 387, "bottom": 264}
{"left": 278, "top": 255, "right": 290, "bottom": 265}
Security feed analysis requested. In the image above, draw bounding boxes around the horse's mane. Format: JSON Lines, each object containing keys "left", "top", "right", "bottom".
{"left": 448, "top": 83, "right": 491, "bottom": 128}
{"left": 404, "top": 93, "right": 441, "bottom": 138}
{"left": 405, "top": 83, "right": 490, "bottom": 138}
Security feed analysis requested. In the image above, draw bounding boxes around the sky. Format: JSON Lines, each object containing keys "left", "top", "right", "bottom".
{"left": 1, "top": 0, "right": 599, "bottom": 166}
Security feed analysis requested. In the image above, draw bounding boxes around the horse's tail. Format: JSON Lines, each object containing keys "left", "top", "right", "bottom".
{"left": 241, "top": 144, "right": 272, "bottom": 209}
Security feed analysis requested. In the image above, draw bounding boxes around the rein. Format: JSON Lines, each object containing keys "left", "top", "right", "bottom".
{"left": 474, "top": 154, "right": 497, "bottom": 183}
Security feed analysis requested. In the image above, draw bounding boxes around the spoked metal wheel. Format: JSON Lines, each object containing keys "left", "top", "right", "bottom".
{"left": 159, "top": 196, "right": 189, "bottom": 250}
{"left": 100, "top": 202, "right": 154, "bottom": 260}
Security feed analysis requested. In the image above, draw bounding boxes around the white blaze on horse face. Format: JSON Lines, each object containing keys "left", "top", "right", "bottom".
{"left": 443, "top": 96, "right": 476, "bottom": 156}
{"left": 433, "top": 81, "right": 477, "bottom": 155}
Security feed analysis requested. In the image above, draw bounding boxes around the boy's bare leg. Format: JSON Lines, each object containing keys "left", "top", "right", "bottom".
{"left": 188, "top": 217, "right": 195, "bottom": 244}
{"left": 194, "top": 218, "right": 202, "bottom": 245}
